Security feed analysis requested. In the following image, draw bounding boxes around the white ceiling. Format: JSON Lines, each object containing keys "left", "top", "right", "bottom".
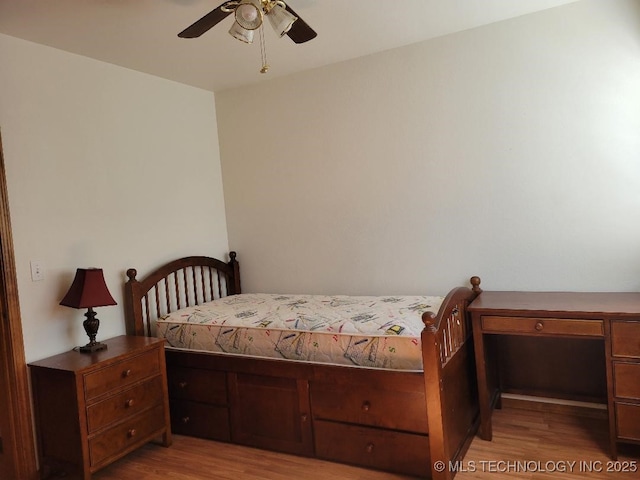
{"left": 0, "top": 0, "right": 580, "bottom": 93}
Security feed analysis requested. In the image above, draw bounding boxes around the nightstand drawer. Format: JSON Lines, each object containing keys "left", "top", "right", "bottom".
{"left": 616, "top": 403, "right": 640, "bottom": 441}
{"left": 87, "top": 376, "right": 163, "bottom": 433}
{"left": 481, "top": 316, "right": 603, "bottom": 337}
{"left": 314, "top": 420, "right": 430, "bottom": 477}
{"left": 89, "top": 404, "right": 166, "bottom": 468}
{"left": 613, "top": 363, "right": 640, "bottom": 399}
{"left": 611, "top": 320, "right": 640, "bottom": 358}
{"left": 311, "top": 382, "right": 428, "bottom": 433}
{"left": 84, "top": 349, "right": 161, "bottom": 400}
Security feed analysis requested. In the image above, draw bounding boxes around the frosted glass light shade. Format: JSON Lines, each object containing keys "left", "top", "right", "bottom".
{"left": 235, "top": 0, "right": 263, "bottom": 30}
{"left": 268, "top": 4, "right": 297, "bottom": 37}
{"left": 229, "top": 21, "right": 254, "bottom": 43}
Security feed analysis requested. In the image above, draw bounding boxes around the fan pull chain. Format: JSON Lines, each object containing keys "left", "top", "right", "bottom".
{"left": 259, "top": 24, "right": 269, "bottom": 74}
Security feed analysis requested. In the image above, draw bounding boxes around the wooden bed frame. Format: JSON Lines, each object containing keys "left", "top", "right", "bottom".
{"left": 124, "top": 252, "right": 482, "bottom": 479}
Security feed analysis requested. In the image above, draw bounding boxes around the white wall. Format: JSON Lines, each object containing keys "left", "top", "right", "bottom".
{"left": 217, "top": 0, "right": 640, "bottom": 296}
{"left": 0, "top": 34, "right": 229, "bottom": 361}
{"left": 2, "top": 0, "right": 638, "bottom": 364}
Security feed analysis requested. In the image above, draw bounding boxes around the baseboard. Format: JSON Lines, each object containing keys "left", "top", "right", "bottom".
{"left": 501, "top": 393, "right": 608, "bottom": 419}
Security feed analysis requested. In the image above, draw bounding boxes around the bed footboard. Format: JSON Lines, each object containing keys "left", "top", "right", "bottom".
{"left": 422, "top": 276, "right": 482, "bottom": 480}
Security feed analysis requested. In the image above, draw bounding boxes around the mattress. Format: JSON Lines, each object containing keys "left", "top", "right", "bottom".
{"left": 156, "top": 293, "right": 444, "bottom": 371}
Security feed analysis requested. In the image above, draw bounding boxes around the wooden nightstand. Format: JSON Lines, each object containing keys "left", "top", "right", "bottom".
{"left": 29, "top": 335, "right": 172, "bottom": 479}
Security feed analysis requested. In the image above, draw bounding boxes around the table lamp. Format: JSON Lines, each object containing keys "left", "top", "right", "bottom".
{"left": 60, "top": 268, "right": 117, "bottom": 353}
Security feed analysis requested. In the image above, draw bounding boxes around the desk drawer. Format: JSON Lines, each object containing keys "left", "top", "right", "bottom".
{"left": 481, "top": 316, "right": 603, "bottom": 337}
{"left": 611, "top": 321, "right": 640, "bottom": 358}
{"left": 616, "top": 403, "right": 640, "bottom": 441}
{"left": 314, "top": 420, "right": 429, "bottom": 477}
{"left": 614, "top": 363, "right": 640, "bottom": 399}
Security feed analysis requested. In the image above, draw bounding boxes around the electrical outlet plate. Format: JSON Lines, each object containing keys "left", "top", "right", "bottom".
{"left": 30, "top": 261, "right": 44, "bottom": 281}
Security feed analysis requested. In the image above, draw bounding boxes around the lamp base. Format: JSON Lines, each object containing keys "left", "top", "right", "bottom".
{"left": 78, "top": 307, "right": 107, "bottom": 353}
{"left": 78, "top": 342, "right": 108, "bottom": 353}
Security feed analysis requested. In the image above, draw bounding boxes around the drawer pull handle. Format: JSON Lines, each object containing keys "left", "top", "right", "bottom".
{"left": 301, "top": 414, "right": 308, "bottom": 422}
{"left": 127, "top": 429, "right": 137, "bottom": 438}
{"left": 122, "top": 369, "right": 132, "bottom": 378}
{"left": 362, "top": 401, "right": 371, "bottom": 412}
{"left": 535, "top": 322, "right": 544, "bottom": 331}
{"left": 366, "top": 443, "right": 374, "bottom": 454}
{"left": 125, "top": 399, "right": 135, "bottom": 408}
{"left": 178, "top": 381, "right": 188, "bottom": 389}
{"left": 181, "top": 416, "right": 190, "bottom": 424}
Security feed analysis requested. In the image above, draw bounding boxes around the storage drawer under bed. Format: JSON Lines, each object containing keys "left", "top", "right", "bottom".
{"left": 310, "top": 381, "right": 428, "bottom": 434}
{"left": 314, "top": 419, "right": 430, "bottom": 477}
{"left": 167, "top": 366, "right": 228, "bottom": 405}
{"left": 169, "top": 399, "right": 231, "bottom": 441}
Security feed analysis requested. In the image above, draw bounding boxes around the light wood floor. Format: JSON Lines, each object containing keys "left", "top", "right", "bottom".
{"left": 94, "top": 406, "right": 639, "bottom": 480}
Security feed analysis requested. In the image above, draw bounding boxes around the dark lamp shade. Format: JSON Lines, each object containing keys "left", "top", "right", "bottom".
{"left": 60, "top": 268, "right": 117, "bottom": 309}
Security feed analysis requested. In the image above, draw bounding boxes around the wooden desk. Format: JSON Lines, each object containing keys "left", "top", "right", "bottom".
{"left": 469, "top": 291, "right": 640, "bottom": 458}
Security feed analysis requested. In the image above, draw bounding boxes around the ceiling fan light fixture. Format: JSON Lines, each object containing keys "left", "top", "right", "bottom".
{"left": 229, "top": 21, "right": 254, "bottom": 43}
{"left": 267, "top": 4, "right": 297, "bottom": 37}
{"left": 235, "top": 0, "right": 263, "bottom": 30}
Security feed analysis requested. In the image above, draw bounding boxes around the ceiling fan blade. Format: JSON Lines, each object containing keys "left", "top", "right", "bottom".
{"left": 178, "top": 2, "right": 234, "bottom": 38}
{"left": 283, "top": 4, "right": 317, "bottom": 44}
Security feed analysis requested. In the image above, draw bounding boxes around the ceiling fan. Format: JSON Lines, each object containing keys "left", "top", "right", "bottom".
{"left": 178, "top": 0, "right": 317, "bottom": 72}
{"left": 178, "top": 0, "right": 318, "bottom": 73}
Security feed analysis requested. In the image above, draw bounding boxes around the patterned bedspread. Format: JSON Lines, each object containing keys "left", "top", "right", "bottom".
{"left": 156, "top": 293, "right": 444, "bottom": 371}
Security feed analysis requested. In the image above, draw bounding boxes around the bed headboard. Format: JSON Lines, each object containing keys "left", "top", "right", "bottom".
{"left": 124, "top": 252, "right": 241, "bottom": 337}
